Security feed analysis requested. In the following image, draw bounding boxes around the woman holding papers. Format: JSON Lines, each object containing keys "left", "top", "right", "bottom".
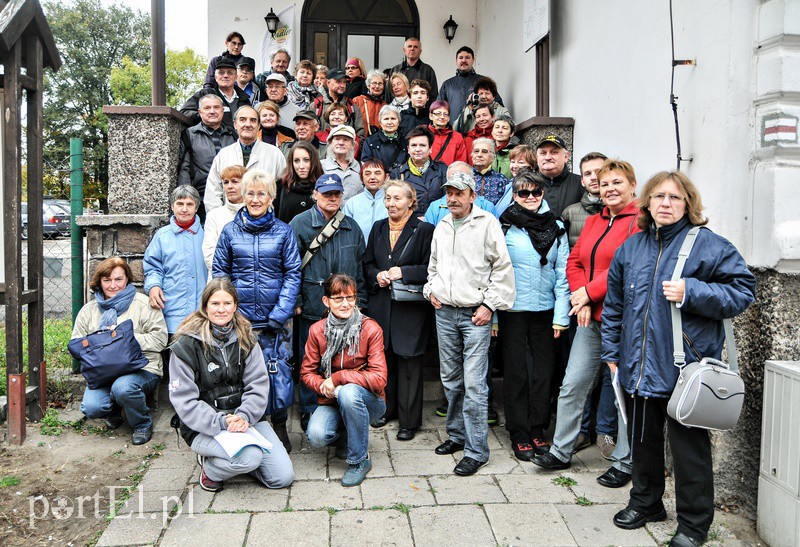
{"left": 169, "top": 278, "right": 294, "bottom": 493}
{"left": 531, "top": 159, "right": 640, "bottom": 488}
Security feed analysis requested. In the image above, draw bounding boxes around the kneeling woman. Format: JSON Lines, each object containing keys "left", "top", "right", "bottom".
{"left": 301, "top": 274, "right": 388, "bottom": 487}
{"left": 169, "top": 279, "right": 294, "bottom": 492}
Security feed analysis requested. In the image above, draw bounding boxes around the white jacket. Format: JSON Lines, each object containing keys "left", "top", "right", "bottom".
{"left": 202, "top": 200, "right": 245, "bottom": 271}
{"left": 424, "top": 205, "right": 515, "bottom": 311}
{"left": 204, "top": 139, "right": 287, "bottom": 212}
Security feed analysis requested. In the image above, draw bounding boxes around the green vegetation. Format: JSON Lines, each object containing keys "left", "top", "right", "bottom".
{"left": 552, "top": 476, "right": 577, "bottom": 487}
{"left": 40, "top": 408, "right": 65, "bottom": 436}
{"left": 0, "top": 475, "right": 21, "bottom": 489}
{"left": 576, "top": 496, "right": 594, "bottom": 506}
{"left": 390, "top": 503, "right": 411, "bottom": 515}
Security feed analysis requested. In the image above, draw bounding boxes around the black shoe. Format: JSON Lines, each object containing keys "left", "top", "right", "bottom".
{"left": 435, "top": 402, "right": 448, "bottom": 417}
{"left": 300, "top": 412, "right": 311, "bottom": 432}
{"left": 370, "top": 416, "right": 388, "bottom": 428}
{"left": 454, "top": 456, "right": 488, "bottom": 476}
{"left": 512, "top": 441, "right": 535, "bottom": 461}
{"left": 612, "top": 507, "right": 667, "bottom": 530}
{"left": 670, "top": 531, "right": 704, "bottom": 546}
{"left": 435, "top": 439, "right": 464, "bottom": 455}
{"left": 396, "top": 428, "right": 417, "bottom": 441}
{"left": 273, "top": 421, "right": 292, "bottom": 454}
{"left": 487, "top": 407, "right": 498, "bottom": 425}
{"left": 104, "top": 414, "right": 123, "bottom": 430}
{"left": 132, "top": 426, "right": 153, "bottom": 445}
{"left": 596, "top": 467, "right": 631, "bottom": 488}
{"left": 531, "top": 452, "right": 571, "bottom": 470}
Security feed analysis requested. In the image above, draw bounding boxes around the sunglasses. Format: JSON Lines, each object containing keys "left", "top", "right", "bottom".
{"left": 515, "top": 188, "right": 544, "bottom": 199}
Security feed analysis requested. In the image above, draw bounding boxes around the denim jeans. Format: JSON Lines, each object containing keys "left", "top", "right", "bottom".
{"left": 306, "top": 384, "right": 386, "bottom": 464}
{"left": 191, "top": 421, "right": 294, "bottom": 487}
{"left": 580, "top": 365, "right": 619, "bottom": 437}
{"left": 297, "top": 316, "right": 320, "bottom": 414}
{"left": 549, "top": 320, "right": 631, "bottom": 473}
{"left": 435, "top": 305, "right": 492, "bottom": 462}
{"left": 81, "top": 370, "right": 160, "bottom": 431}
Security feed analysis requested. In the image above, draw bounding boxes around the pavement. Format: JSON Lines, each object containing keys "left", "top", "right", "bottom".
{"left": 95, "top": 381, "right": 760, "bottom": 546}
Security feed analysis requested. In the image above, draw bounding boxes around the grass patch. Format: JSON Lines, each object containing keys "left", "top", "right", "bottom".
{"left": 0, "top": 475, "right": 21, "bottom": 488}
{"left": 326, "top": 507, "right": 339, "bottom": 515}
{"left": 106, "top": 443, "right": 166, "bottom": 520}
{"left": 40, "top": 407, "right": 65, "bottom": 436}
{"left": 575, "top": 496, "right": 593, "bottom": 506}
{"left": 369, "top": 505, "right": 385, "bottom": 510}
{"left": 552, "top": 476, "right": 577, "bottom": 488}
{"left": 390, "top": 502, "right": 410, "bottom": 515}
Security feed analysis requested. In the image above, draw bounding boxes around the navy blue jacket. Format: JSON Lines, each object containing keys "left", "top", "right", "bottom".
{"left": 361, "top": 131, "right": 407, "bottom": 171}
{"left": 601, "top": 218, "right": 756, "bottom": 399}
{"left": 289, "top": 206, "right": 367, "bottom": 321}
{"left": 389, "top": 160, "right": 447, "bottom": 215}
{"left": 212, "top": 209, "right": 301, "bottom": 329}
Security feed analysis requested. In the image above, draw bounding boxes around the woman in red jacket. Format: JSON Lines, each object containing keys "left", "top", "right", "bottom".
{"left": 428, "top": 100, "right": 467, "bottom": 166}
{"left": 532, "top": 158, "right": 640, "bottom": 488}
{"left": 301, "top": 273, "right": 388, "bottom": 487}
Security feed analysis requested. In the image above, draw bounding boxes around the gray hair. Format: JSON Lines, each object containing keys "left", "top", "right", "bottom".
{"left": 233, "top": 104, "right": 258, "bottom": 120}
{"left": 447, "top": 161, "right": 472, "bottom": 176}
{"left": 472, "top": 137, "right": 496, "bottom": 158}
{"left": 493, "top": 114, "right": 516, "bottom": 133}
{"left": 326, "top": 136, "right": 355, "bottom": 163}
{"left": 512, "top": 170, "right": 546, "bottom": 193}
{"left": 378, "top": 104, "right": 401, "bottom": 122}
{"left": 171, "top": 184, "right": 201, "bottom": 206}
{"left": 270, "top": 48, "right": 291, "bottom": 62}
{"left": 241, "top": 169, "right": 277, "bottom": 201}
{"left": 199, "top": 94, "right": 223, "bottom": 108}
{"left": 367, "top": 69, "right": 385, "bottom": 84}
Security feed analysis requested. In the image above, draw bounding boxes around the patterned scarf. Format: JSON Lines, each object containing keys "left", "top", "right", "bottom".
{"left": 95, "top": 283, "right": 137, "bottom": 329}
{"left": 408, "top": 158, "right": 430, "bottom": 177}
{"left": 321, "top": 307, "right": 363, "bottom": 379}
{"left": 210, "top": 321, "right": 233, "bottom": 343}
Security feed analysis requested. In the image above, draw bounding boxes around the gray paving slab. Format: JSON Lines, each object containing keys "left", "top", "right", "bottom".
{"left": 96, "top": 514, "right": 166, "bottom": 546}
{"left": 390, "top": 448, "right": 459, "bottom": 476}
{"left": 572, "top": 446, "right": 612, "bottom": 473}
{"left": 409, "top": 504, "right": 496, "bottom": 546}
{"left": 182, "top": 485, "right": 214, "bottom": 515}
{"left": 485, "top": 503, "right": 578, "bottom": 546}
{"left": 387, "top": 428, "right": 441, "bottom": 451}
{"left": 496, "top": 473, "right": 577, "bottom": 504}
{"left": 331, "top": 509, "right": 414, "bottom": 546}
{"left": 149, "top": 448, "right": 199, "bottom": 469}
{"left": 327, "top": 450, "right": 394, "bottom": 479}
{"left": 118, "top": 485, "right": 183, "bottom": 514}
{"left": 161, "top": 512, "right": 250, "bottom": 546}
{"left": 360, "top": 475, "right": 436, "bottom": 507}
{"left": 290, "top": 452, "right": 329, "bottom": 481}
{"left": 365, "top": 429, "right": 391, "bottom": 452}
{"left": 557, "top": 503, "right": 657, "bottom": 546}
{"left": 561, "top": 471, "right": 633, "bottom": 504}
{"left": 137, "top": 464, "right": 195, "bottom": 492}
{"left": 474, "top": 449, "right": 524, "bottom": 475}
{"left": 247, "top": 511, "right": 330, "bottom": 546}
{"left": 211, "top": 481, "right": 289, "bottom": 512}
{"left": 428, "top": 474, "right": 507, "bottom": 505}
{"left": 289, "top": 479, "right": 363, "bottom": 511}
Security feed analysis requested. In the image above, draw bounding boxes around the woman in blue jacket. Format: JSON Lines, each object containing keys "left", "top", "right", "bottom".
{"left": 212, "top": 169, "right": 302, "bottom": 452}
{"left": 601, "top": 171, "right": 756, "bottom": 546}
{"left": 498, "top": 170, "right": 570, "bottom": 461}
{"left": 144, "top": 185, "right": 207, "bottom": 336}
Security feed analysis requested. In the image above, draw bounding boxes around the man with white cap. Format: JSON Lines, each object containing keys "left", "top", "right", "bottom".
{"left": 424, "top": 169, "right": 515, "bottom": 476}
{"left": 265, "top": 73, "right": 302, "bottom": 123}
{"left": 321, "top": 125, "right": 362, "bottom": 202}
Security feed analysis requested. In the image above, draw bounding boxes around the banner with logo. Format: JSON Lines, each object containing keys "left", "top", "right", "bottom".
{"left": 261, "top": 5, "right": 296, "bottom": 72}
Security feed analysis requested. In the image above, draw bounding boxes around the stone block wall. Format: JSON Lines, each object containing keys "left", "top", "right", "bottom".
{"left": 516, "top": 117, "right": 576, "bottom": 172}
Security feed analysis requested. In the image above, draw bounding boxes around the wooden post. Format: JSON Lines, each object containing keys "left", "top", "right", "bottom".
{"left": 151, "top": 0, "right": 166, "bottom": 106}
{"left": 38, "top": 362, "right": 47, "bottom": 416}
{"left": 7, "top": 374, "right": 26, "bottom": 444}
{"left": 535, "top": 35, "right": 550, "bottom": 117}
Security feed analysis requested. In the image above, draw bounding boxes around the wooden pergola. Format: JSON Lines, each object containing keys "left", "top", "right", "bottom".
{"left": 0, "top": 0, "right": 62, "bottom": 445}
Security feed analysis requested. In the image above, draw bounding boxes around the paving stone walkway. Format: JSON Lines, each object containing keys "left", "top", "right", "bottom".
{"left": 95, "top": 382, "right": 758, "bottom": 546}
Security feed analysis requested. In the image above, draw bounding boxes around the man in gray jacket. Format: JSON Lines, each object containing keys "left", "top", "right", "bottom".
{"left": 424, "top": 171, "right": 515, "bottom": 476}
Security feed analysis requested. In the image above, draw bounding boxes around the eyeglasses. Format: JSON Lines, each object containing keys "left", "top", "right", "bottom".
{"left": 328, "top": 295, "right": 357, "bottom": 304}
{"left": 649, "top": 193, "right": 685, "bottom": 203}
{"left": 515, "top": 188, "right": 544, "bottom": 199}
{"left": 345, "top": 66, "right": 358, "bottom": 71}
{"left": 228, "top": 41, "right": 243, "bottom": 47}
{"left": 432, "top": 111, "right": 450, "bottom": 117}
{"left": 245, "top": 191, "right": 270, "bottom": 200}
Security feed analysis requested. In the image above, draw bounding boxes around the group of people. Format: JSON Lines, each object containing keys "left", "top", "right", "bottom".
{"left": 70, "top": 33, "right": 758, "bottom": 547}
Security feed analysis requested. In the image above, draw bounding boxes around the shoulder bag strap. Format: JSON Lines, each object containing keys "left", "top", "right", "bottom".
{"left": 432, "top": 131, "right": 454, "bottom": 162}
{"left": 670, "top": 226, "right": 738, "bottom": 370}
{"left": 391, "top": 226, "right": 418, "bottom": 266}
{"left": 301, "top": 210, "right": 346, "bottom": 270}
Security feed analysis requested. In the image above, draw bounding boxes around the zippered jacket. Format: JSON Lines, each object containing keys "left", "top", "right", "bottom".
{"left": 601, "top": 217, "right": 756, "bottom": 398}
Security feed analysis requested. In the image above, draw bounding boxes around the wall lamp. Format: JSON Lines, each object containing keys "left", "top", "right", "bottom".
{"left": 265, "top": 8, "right": 280, "bottom": 37}
{"left": 443, "top": 15, "right": 458, "bottom": 43}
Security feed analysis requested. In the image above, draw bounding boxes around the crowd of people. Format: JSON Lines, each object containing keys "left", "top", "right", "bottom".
{"left": 70, "top": 33, "right": 757, "bottom": 546}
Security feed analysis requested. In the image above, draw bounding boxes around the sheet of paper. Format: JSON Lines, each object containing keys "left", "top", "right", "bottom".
{"left": 612, "top": 371, "right": 629, "bottom": 425}
{"left": 214, "top": 427, "right": 273, "bottom": 458}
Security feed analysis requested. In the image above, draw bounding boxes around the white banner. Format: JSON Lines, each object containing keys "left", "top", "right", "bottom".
{"left": 261, "top": 5, "right": 296, "bottom": 72}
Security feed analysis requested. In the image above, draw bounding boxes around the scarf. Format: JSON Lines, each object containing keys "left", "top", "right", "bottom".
{"left": 391, "top": 96, "right": 410, "bottom": 111}
{"left": 95, "top": 283, "right": 137, "bottom": 329}
{"left": 388, "top": 213, "right": 411, "bottom": 249}
{"left": 499, "top": 202, "right": 564, "bottom": 265}
{"left": 175, "top": 216, "right": 196, "bottom": 232}
{"left": 408, "top": 158, "right": 430, "bottom": 177}
{"left": 242, "top": 208, "right": 274, "bottom": 229}
{"left": 321, "top": 307, "right": 363, "bottom": 379}
{"left": 210, "top": 321, "right": 234, "bottom": 343}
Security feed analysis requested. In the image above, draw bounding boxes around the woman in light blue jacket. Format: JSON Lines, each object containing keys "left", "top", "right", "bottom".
{"left": 143, "top": 185, "right": 208, "bottom": 335}
{"left": 497, "top": 170, "right": 570, "bottom": 462}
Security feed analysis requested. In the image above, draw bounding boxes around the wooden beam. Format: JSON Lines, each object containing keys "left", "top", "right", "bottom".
{"left": 19, "top": 72, "right": 37, "bottom": 91}
{"left": 535, "top": 36, "right": 550, "bottom": 117}
{"left": 150, "top": 0, "right": 166, "bottom": 106}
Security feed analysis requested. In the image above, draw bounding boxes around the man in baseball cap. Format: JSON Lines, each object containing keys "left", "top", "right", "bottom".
{"left": 235, "top": 56, "right": 264, "bottom": 105}
{"left": 264, "top": 72, "right": 301, "bottom": 123}
{"left": 322, "top": 124, "right": 361, "bottom": 202}
{"left": 180, "top": 56, "right": 251, "bottom": 132}
{"left": 312, "top": 68, "right": 365, "bottom": 137}
{"left": 280, "top": 110, "right": 328, "bottom": 158}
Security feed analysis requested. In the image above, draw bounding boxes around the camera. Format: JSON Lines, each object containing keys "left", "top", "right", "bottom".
{"left": 468, "top": 93, "right": 481, "bottom": 107}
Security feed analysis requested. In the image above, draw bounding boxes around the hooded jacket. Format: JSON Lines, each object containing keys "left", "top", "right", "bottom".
{"left": 561, "top": 192, "right": 604, "bottom": 248}
{"left": 428, "top": 124, "right": 468, "bottom": 165}
{"left": 601, "top": 218, "right": 756, "bottom": 398}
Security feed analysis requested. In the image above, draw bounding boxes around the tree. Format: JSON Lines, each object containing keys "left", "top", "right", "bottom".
{"left": 42, "top": 0, "right": 150, "bottom": 210}
{"left": 110, "top": 48, "right": 207, "bottom": 109}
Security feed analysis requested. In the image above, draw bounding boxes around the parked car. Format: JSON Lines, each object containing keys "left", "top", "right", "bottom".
{"left": 21, "top": 201, "right": 72, "bottom": 239}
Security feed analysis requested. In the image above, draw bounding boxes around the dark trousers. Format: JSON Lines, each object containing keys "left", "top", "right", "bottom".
{"left": 625, "top": 394, "right": 714, "bottom": 542}
{"left": 383, "top": 348, "right": 424, "bottom": 429}
{"left": 498, "top": 309, "right": 555, "bottom": 440}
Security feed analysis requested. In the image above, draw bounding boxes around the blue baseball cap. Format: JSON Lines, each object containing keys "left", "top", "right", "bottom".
{"left": 315, "top": 173, "right": 344, "bottom": 194}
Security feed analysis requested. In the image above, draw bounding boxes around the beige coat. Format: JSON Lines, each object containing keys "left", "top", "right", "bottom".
{"left": 424, "top": 205, "right": 516, "bottom": 311}
{"left": 71, "top": 292, "right": 168, "bottom": 377}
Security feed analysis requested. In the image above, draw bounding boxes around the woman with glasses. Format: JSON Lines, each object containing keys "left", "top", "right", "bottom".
{"left": 497, "top": 171, "right": 569, "bottom": 461}
{"left": 427, "top": 100, "right": 467, "bottom": 166}
{"left": 533, "top": 159, "right": 640, "bottom": 486}
{"left": 212, "top": 169, "right": 302, "bottom": 452}
{"left": 343, "top": 57, "right": 369, "bottom": 99}
{"left": 353, "top": 70, "right": 387, "bottom": 136}
{"left": 601, "top": 171, "right": 755, "bottom": 546}
{"left": 302, "top": 274, "right": 388, "bottom": 487}
{"left": 204, "top": 31, "right": 246, "bottom": 87}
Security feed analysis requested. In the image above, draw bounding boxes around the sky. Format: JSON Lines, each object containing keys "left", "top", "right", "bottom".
{"left": 101, "top": 0, "right": 209, "bottom": 58}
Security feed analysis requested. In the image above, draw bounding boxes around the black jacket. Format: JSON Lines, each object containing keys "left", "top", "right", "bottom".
{"left": 398, "top": 106, "right": 430, "bottom": 138}
{"left": 438, "top": 69, "right": 503, "bottom": 122}
{"left": 177, "top": 122, "right": 237, "bottom": 197}
{"left": 361, "top": 131, "right": 408, "bottom": 171}
{"left": 389, "top": 160, "right": 448, "bottom": 214}
{"left": 204, "top": 50, "right": 243, "bottom": 88}
{"left": 180, "top": 86, "right": 252, "bottom": 133}
{"left": 364, "top": 215, "right": 435, "bottom": 357}
{"left": 388, "top": 58, "right": 438, "bottom": 101}
{"left": 274, "top": 181, "right": 315, "bottom": 224}
{"left": 541, "top": 168, "right": 584, "bottom": 217}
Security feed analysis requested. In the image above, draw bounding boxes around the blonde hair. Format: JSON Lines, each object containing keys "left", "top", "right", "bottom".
{"left": 257, "top": 100, "right": 281, "bottom": 122}
{"left": 382, "top": 179, "right": 418, "bottom": 212}
{"left": 389, "top": 72, "right": 410, "bottom": 96}
{"left": 597, "top": 158, "right": 637, "bottom": 186}
{"left": 241, "top": 170, "right": 277, "bottom": 201}
{"left": 637, "top": 170, "right": 708, "bottom": 230}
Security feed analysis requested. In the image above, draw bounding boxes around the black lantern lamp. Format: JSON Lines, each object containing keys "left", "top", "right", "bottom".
{"left": 443, "top": 15, "right": 458, "bottom": 43}
{"left": 265, "top": 8, "right": 280, "bottom": 37}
